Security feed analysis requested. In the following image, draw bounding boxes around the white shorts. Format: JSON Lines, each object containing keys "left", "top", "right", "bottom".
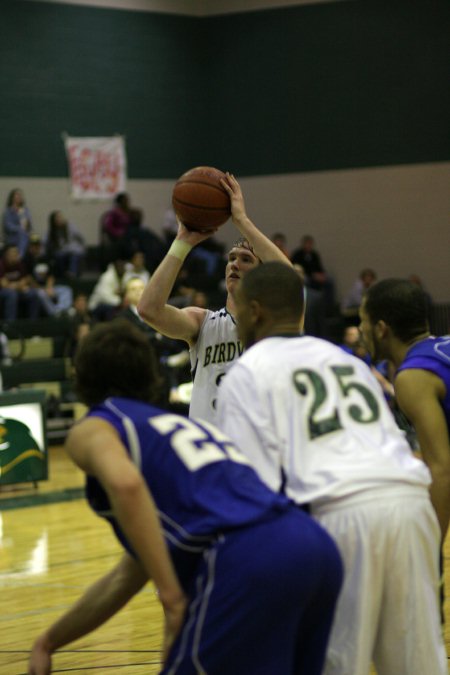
{"left": 312, "top": 485, "right": 447, "bottom": 675}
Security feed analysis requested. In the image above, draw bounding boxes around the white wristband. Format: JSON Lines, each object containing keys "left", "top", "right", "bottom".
{"left": 168, "top": 239, "right": 192, "bottom": 261}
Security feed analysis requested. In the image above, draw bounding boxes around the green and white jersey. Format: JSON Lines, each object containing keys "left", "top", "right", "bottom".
{"left": 189, "top": 308, "right": 243, "bottom": 425}
{"left": 217, "top": 336, "right": 431, "bottom": 505}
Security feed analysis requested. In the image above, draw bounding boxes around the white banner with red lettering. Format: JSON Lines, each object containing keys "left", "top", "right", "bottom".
{"left": 64, "top": 136, "right": 127, "bottom": 200}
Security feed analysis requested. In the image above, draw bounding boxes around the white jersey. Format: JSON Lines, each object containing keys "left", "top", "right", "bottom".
{"left": 217, "top": 335, "right": 431, "bottom": 505}
{"left": 189, "top": 308, "right": 243, "bottom": 424}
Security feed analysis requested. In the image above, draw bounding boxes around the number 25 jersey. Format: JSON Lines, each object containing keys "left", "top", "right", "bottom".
{"left": 217, "top": 336, "right": 431, "bottom": 506}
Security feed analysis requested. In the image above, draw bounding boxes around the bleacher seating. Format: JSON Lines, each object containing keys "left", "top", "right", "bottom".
{"left": 0, "top": 317, "right": 78, "bottom": 443}
{"left": 1, "top": 316, "right": 73, "bottom": 359}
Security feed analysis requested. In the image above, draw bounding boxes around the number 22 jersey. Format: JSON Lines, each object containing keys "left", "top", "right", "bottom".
{"left": 217, "top": 335, "right": 431, "bottom": 506}
{"left": 85, "top": 397, "right": 290, "bottom": 564}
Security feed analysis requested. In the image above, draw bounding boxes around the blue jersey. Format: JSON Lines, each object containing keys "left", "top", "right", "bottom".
{"left": 85, "top": 397, "right": 343, "bottom": 675}
{"left": 397, "top": 336, "right": 450, "bottom": 433}
{"left": 85, "top": 397, "right": 290, "bottom": 566}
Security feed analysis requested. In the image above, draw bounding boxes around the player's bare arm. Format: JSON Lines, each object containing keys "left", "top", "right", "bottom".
{"left": 66, "top": 419, "right": 187, "bottom": 622}
{"left": 221, "top": 172, "right": 292, "bottom": 266}
{"left": 395, "top": 369, "right": 450, "bottom": 539}
{"left": 28, "top": 553, "right": 147, "bottom": 675}
{"left": 137, "top": 220, "right": 217, "bottom": 346}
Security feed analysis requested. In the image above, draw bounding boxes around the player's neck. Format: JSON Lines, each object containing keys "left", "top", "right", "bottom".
{"left": 395, "top": 331, "right": 430, "bottom": 367}
{"left": 226, "top": 294, "right": 235, "bottom": 317}
{"left": 259, "top": 321, "right": 302, "bottom": 340}
{"left": 407, "top": 330, "right": 430, "bottom": 346}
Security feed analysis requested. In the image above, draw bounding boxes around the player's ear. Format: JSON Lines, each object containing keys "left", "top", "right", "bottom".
{"left": 375, "top": 319, "right": 388, "bottom": 340}
{"left": 248, "top": 299, "right": 263, "bottom": 325}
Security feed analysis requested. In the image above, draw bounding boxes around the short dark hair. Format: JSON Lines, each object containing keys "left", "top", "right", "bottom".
{"left": 115, "top": 192, "right": 129, "bottom": 207}
{"left": 74, "top": 319, "right": 163, "bottom": 406}
{"left": 360, "top": 268, "right": 376, "bottom": 280}
{"left": 240, "top": 262, "right": 304, "bottom": 321}
{"left": 364, "top": 278, "right": 429, "bottom": 342}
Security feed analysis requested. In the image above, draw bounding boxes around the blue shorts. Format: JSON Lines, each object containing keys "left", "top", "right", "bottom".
{"left": 162, "top": 505, "right": 343, "bottom": 675}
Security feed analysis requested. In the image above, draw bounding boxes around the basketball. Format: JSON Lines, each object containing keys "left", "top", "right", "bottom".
{"left": 172, "top": 166, "right": 231, "bottom": 232}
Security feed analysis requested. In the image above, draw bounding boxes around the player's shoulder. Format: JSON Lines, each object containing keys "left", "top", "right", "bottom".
{"left": 205, "top": 306, "right": 228, "bottom": 319}
{"left": 88, "top": 396, "right": 157, "bottom": 425}
{"left": 195, "top": 307, "right": 237, "bottom": 342}
{"left": 428, "top": 335, "right": 450, "bottom": 362}
{"left": 404, "top": 336, "right": 450, "bottom": 364}
{"left": 180, "top": 304, "right": 209, "bottom": 333}
{"left": 283, "top": 335, "right": 358, "bottom": 364}
{"left": 238, "top": 335, "right": 329, "bottom": 368}
{"left": 296, "top": 335, "right": 342, "bottom": 355}
{"left": 198, "top": 306, "right": 233, "bottom": 327}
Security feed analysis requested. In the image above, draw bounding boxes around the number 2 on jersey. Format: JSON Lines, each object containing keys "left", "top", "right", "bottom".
{"left": 149, "top": 414, "right": 250, "bottom": 471}
{"left": 293, "top": 365, "right": 380, "bottom": 440}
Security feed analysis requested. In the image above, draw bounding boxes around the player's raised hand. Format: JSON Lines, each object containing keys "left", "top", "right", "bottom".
{"left": 220, "top": 172, "right": 247, "bottom": 225}
{"left": 175, "top": 215, "right": 218, "bottom": 246}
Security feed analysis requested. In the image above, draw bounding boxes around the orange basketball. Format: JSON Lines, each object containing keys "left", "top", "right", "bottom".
{"left": 172, "top": 166, "right": 231, "bottom": 232}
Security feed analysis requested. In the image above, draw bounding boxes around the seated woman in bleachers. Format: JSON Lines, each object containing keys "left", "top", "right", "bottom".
{"left": 45, "top": 210, "right": 85, "bottom": 279}
{"left": 0, "top": 245, "right": 40, "bottom": 320}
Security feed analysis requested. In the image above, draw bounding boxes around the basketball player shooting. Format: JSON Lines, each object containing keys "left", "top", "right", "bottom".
{"left": 137, "top": 172, "right": 292, "bottom": 424}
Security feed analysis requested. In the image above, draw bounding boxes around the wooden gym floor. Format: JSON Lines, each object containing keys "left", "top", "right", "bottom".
{"left": 1, "top": 446, "right": 450, "bottom": 675}
{"left": 0, "top": 446, "right": 163, "bottom": 674}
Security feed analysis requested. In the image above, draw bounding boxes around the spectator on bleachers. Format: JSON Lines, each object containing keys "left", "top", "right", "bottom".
{"left": 88, "top": 249, "right": 127, "bottom": 321}
{"left": 45, "top": 210, "right": 85, "bottom": 279}
{"left": 67, "top": 292, "right": 91, "bottom": 325}
{"left": 101, "top": 192, "right": 133, "bottom": 245}
{"left": 0, "top": 245, "right": 40, "bottom": 320}
{"left": 126, "top": 208, "right": 167, "bottom": 274}
{"left": 2, "top": 188, "right": 34, "bottom": 257}
{"left": 342, "top": 268, "right": 377, "bottom": 317}
{"left": 291, "top": 235, "right": 328, "bottom": 290}
{"left": 338, "top": 323, "right": 394, "bottom": 401}
{"left": 24, "top": 234, "right": 73, "bottom": 317}
{"left": 120, "top": 275, "right": 187, "bottom": 360}
{"left": 339, "top": 325, "right": 362, "bottom": 355}
{"left": 120, "top": 277, "right": 151, "bottom": 330}
{"left": 339, "top": 325, "right": 370, "bottom": 365}
{"left": 168, "top": 283, "right": 209, "bottom": 310}
{"left": 123, "top": 250, "right": 151, "bottom": 287}
{"left": 290, "top": 234, "right": 335, "bottom": 313}
{"left": 271, "top": 232, "right": 290, "bottom": 259}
